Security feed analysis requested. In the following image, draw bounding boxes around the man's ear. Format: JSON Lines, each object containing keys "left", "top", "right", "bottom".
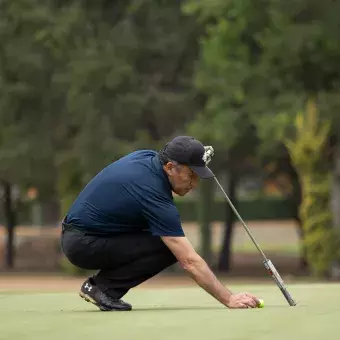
{"left": 163, "top": 162, "right": 175, "bottom": 176}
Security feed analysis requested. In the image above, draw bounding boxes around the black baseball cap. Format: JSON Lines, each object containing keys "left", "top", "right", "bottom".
{"left": 161, "top": 136, "right": 215, "bottom": 179}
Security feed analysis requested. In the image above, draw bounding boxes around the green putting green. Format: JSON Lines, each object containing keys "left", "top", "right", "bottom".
{"left": 0, "top": 283, "right": 338, "bottom": 340}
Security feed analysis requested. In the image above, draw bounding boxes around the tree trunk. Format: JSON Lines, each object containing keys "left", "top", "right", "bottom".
{"left": 197, "top": 179, "right": 214, "bottom": 265}
{"left": 2, "top": 181, "right": 16, "bottom": 269}
{"left": 290, "top": 178, "right": 308, "bottom": 270}
{"left": 295, "top": 217, "right": 308, "bottom": 269}
{"left": 284, "top": 160, "right": 308, "bottom": 270}
{"left": 218, "top": 170, "right": 237, "bottom": 272}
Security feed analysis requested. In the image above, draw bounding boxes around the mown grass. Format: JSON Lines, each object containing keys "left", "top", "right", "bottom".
{"left": 0, "top": 283, "right": 338, "bottom": 340}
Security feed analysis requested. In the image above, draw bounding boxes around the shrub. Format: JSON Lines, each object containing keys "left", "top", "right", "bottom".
{"left": 285, "top": 99, "right": 338, "bottom": 276}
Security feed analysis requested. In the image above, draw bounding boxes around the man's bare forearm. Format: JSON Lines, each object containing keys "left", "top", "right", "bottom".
{"left": 186, "top": 257, "right": 233, "bottom": 306}
{"left": 161, "top": 236, "right": 258, "bottom": 309}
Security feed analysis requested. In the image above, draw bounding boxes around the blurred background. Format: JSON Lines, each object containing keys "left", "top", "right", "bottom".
{"left": 1, "top": 0, "right": 340, "bottom": 282}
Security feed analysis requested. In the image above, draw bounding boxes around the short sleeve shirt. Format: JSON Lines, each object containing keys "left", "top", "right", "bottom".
{"left": 64, "top": 150, "right": 184, "bottom": 237}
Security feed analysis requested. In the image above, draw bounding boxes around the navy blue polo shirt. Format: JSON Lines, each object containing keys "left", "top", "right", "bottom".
{"left": 64, "top": 150, "right": 185, "bottom": 237}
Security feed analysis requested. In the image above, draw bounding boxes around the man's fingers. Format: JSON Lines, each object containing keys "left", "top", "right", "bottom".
{"left": 245, "top": 293, "right": 260, "bottom": 304}
{"left": 236, "top": 299, "right": 255, "bottom": 308}
{"left": 238, "top": 295, "right": 257, "bottom": 308}
{"left": 243, "top": 297, "right": 257, "bottom": 308}
{"left": 249, "top": 299, "right": 257, "bottom": 308}
{"left": 228, "top": 293, "right": 260, "bottom": 309}
{"left": 242, "top": 293, "right": 260, "bottom": 307}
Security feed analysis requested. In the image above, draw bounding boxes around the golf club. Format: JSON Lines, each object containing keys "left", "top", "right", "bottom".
{"left": 213, "top": 176, "right": 297, "bottom": 307}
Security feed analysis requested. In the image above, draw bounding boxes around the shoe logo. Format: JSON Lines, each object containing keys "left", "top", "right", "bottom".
{"left": 84, "top": 283, "right": 92, "bottom": 292}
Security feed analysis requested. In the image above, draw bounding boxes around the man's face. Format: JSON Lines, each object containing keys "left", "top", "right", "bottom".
{"left": 163, "top": 162, "right": 200, "bottom": 196}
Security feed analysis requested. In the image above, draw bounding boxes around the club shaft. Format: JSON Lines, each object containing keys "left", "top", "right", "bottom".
{"left": 213, "top": 177, "right": 268, "bottom": 260}
{"left": 214, "top": 176, "right": 297, "bottom": 306}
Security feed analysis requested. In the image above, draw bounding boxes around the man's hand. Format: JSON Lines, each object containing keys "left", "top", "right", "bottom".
{"left": 226, "top": 293, "right": 260, "bottom": 309}
{"left": 161, "top": 236, "right": 260, "bottom": 309}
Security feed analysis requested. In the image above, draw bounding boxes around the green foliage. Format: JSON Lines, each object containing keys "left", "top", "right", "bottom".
{"left": 184, "top": 0, "right": 261, "bottom": 152}
{"left": 285, "top": 100, "right": 336, "bottom": 276}
{"left": 184, "top": 0, "right": 340, "bottom": 148}
{"left": 184, "top": 0, "right": 340, "bottom": 274}
{"left": 0, "top": 0, "right": 203, "bottom": 218}
{"left": 57, "top": 156, "right": 84, "bottom": 217}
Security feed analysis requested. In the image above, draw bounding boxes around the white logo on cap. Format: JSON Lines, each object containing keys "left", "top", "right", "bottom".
{"left": 203, "top": 146, "right": 214, "bottom": 165}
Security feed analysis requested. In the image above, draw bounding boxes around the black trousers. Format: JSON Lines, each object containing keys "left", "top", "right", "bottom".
{"left": 60, "top": 224, "right": 177, "bottom": 299}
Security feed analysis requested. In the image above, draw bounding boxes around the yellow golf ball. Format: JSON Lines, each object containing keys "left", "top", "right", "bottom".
{"left": 257, "top": 299, "right": 264, "bottom": 308}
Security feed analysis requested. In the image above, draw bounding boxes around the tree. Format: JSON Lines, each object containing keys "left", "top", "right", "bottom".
{"left": 56, "top": 0, "right": 204, "bottom": 214}
{"left": 0, "top": 0, "right": 205, "bottom": 268}
{"left": 183, "top": 0, "right": 261, "bottom": 270}
{"left": 0, "top": 0, "right": 62, "bottom": 267}
{"left": 184, "top": 0, "right": 340, "bottom": 275}
{"left": 285, "top": 99, "right": 340, "bottom": 276}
